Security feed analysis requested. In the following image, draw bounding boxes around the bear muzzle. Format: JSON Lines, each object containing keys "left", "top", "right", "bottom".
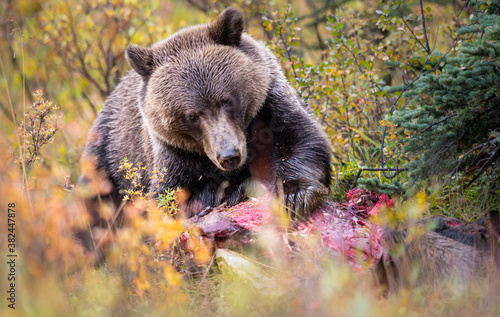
{"left": 217, "top": 148, "right": 241, "bottom": 171}
{"left": 200, "top": 111, "right": 247, "bottom": 172}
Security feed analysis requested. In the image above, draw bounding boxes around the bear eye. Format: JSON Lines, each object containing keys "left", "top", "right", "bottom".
{"left": 221, "top": 99, "right": 231, "bottom": 107}
{"left": 187, "top": 113, "right": 199, "bottom": 122}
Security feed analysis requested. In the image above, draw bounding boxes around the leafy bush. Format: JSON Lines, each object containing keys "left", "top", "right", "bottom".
{"left": 387, "top": 0, "right": 500, "bottom": 208}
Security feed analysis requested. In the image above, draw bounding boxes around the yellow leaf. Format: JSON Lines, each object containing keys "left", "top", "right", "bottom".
{"left": 416, "top": 192, "right": 427, "bottom": 206}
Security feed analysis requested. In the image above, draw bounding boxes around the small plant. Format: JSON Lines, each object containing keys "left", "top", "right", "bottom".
{"left": 117, "top": 157, "right": 147, "bottom": 198}
{"left": 117, "top": 157, "right": 180, "bottom": 214}
{"left": 156, "top": 187, "right": 179, "bottom": 216}
{"left": 16, "top": 90, "right": 59, "bottom": 173}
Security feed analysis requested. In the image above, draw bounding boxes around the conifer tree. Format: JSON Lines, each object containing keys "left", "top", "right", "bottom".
{"left": 388, "top": 0, "right": 500, "bottom": 191}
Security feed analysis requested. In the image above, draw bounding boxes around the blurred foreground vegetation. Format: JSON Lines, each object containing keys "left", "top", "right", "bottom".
{"left": 0, "top": 0, "right": 499, "bottom": 316}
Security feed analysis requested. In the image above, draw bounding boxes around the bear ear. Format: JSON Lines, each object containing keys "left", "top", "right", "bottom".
{"left": 125, "top": 44, "right": 155, "bottom": 77}
{"left": 209, "top": 7, "right": 244, "bottom": 46}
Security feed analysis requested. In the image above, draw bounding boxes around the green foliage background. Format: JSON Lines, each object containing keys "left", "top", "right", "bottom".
{"left": 1, "top": 0, "right": 500, "bottom": 315}
{"left": 3, "top": 0, "right": 497, "bottom": 210}
{"left": 388, "top": 0, "right": 500, "bottom": 202}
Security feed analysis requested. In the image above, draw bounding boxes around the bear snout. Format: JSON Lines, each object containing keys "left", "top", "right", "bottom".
{"left": 217, "top": 148, "right": 241, "bottom": 171}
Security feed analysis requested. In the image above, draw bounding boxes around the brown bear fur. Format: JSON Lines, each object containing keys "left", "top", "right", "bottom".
{"left": 375, "top": 211, "right": 500, "bottom": 292}
{"left": 80, "top": 8, "right": 332, "bottom": 252}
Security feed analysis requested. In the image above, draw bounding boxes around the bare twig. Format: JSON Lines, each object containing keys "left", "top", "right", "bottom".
{"left": 419, "top": 112, "right": 457, "bottom": 134}
{"left": 465, "top": 144, "right": 500, "bottom": 190}
{"left": 351, "top": 168, "right": 407, "bottom": 189}
{"left": 457, "top": 0, "right": 472, "bottom": 18}
{"left": 402, "top": 16, "right": 429, "bottom": 53}
{"left": 419, "top": 0, "right": 431, "bottom": 54}
{"left": 64, "top": 0, "right": 107, "bottom": 98}
{"left": 305, "top": 0, "right": 327, "bottom": 53}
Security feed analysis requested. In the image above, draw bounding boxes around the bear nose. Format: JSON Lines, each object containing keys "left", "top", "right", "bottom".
{"left": 217, "top": 148, "right": 241, "bottom": 170}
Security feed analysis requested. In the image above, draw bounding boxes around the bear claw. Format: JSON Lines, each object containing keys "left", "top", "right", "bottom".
{"left": 283, "top": 183, "right": 328, "bottom": 219}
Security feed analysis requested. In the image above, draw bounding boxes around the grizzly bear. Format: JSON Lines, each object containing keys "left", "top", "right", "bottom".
{"left": 82, "top": 8, "right": 331, "bottom": 235}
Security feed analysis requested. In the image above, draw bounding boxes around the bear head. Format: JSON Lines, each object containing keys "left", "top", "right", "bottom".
{"left": 125, "top": 8, "right": 270, "bottom": 171}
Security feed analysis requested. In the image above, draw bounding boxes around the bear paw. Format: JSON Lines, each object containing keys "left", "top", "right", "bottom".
{"left": 282, "top": 180, "right": 328, "bottom": 219}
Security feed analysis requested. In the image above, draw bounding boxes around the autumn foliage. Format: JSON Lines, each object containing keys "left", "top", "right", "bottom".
{"left": 1, "top": 0, "right": 499, "bottom": 316}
